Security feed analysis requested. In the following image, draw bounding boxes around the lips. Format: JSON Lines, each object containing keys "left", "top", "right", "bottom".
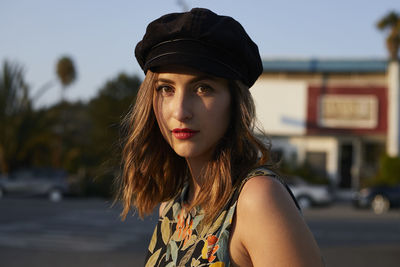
{"left": 172, "top": 128, "right": 199, "bottom": 140}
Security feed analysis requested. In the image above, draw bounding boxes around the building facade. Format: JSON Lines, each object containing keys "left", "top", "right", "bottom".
{"left": 251, "top": 59, "right": 399, "bottom": 189}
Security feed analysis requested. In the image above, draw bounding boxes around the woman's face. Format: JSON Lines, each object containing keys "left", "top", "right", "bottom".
{"left": 153, "top": 66, "right": 231, "bottom": 162}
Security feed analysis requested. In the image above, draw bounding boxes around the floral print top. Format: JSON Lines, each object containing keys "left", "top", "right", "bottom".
{"left": 144, "top": 167, "right": 299, "bottom": 267}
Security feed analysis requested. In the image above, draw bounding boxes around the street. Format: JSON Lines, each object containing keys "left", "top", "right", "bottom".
{"left": 0, "top": 197, "right": 399, "bottom": 267}
{"left": 304, "top": 205, "right": 400, "bottom": 266}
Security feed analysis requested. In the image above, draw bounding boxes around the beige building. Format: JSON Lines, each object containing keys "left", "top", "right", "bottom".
{"left": 251, "top": 58, "right": 399, "bottom": 190}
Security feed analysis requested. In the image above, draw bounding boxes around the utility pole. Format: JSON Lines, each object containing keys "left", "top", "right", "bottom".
{"left": 176, "top": 0, "right": 189, "bottom": 12}
{"left": 387, "top": 60, "right": 400, "bottom": 156}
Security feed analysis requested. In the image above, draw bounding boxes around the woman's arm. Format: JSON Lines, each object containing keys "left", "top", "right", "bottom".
{"left": 230, "top": 176, "right": 324, "bottom": 267}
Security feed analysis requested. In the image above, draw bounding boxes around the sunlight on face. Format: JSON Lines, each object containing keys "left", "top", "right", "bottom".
{"left": 153, "top": 66, "right": 231, "bottom": 162}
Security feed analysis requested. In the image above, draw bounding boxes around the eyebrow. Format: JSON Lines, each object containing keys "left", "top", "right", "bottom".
{"left": 156, "top": 78, "right": 175, "bottom": 84}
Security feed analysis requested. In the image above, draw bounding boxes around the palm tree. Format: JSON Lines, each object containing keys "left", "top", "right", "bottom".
{"left": 55, "top": 56, "right": 77, "bottom": 168}
{"left": 377, "top": 11, "right": 400, "bottom": 60}
{"left": 56, "top": 56, "right": 76, "bottom": 101}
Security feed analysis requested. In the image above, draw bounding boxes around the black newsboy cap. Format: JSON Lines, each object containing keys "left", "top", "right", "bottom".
{"left": 135, "top": 8, "right": 263, "bottom": 87}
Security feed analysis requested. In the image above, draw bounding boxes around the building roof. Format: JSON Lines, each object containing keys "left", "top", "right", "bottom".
{"left": 262, "top": 58, "right": 388, "bottom": 73}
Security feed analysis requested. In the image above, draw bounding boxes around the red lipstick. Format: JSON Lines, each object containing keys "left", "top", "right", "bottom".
{"left": 172, "top": 128, "right": 199, "bottom": 140}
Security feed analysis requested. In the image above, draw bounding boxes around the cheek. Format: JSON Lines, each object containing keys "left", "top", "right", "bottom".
{"left": 208, "top": 96, "right": 231, "bottom": 134}
{"left": 153, "top": 97, "right": 170, "bottom": 139}
{"left": 220, "top": 103, "right": 231, "bottom": 132}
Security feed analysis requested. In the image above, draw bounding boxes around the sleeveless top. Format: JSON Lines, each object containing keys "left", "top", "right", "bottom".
{"left": 144, "top": 167, "right": 300, "bottom": 267}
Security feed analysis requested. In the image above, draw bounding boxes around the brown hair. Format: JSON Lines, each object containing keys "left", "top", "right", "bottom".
{"left": 118, "top": 70, "right": 270, "bottom": 221}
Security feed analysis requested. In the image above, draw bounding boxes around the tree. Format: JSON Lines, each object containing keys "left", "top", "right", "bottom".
{"left": 85, "top": 72, "right": 141, "bottom": 197}
{"left": 88, "top": 72, "right": 141, "bottom": 167}
{"left": 377, "top": 11, "right": 400, "bottom": 60}
{"left": 56, "top": 56, "right": 76, "bottom": 88}
{"left": 0, "top": 61, "right": 31, "bottom": 174}
{"left": 54, "top": 56, "right": 77, "bottom": 168}
{"left": 56, "top": 56, "right": 77, "bottom": 102}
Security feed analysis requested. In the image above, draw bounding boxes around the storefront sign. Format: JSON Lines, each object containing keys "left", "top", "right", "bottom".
{"left": 318, "top": 95, "right": 378, "bottom": 128}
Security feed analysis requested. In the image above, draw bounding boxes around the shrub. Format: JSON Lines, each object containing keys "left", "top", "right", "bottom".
{"left": 371, "top": 155, "right": 400, "bottom": 186}
{"left": 278, "top": 160, "right": 330, "bottom": 185}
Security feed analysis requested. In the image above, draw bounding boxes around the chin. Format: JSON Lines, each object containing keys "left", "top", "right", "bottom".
{"left": 173, "top": 147, "right": 214, "bottom": 161}
{"left": 173, "top": 150, "right": 198, "bottom": 159}
{"left": 171, "top": 145, "right": 199, "bottom": 158}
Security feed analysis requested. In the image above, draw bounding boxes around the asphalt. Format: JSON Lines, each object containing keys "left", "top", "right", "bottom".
{"left": 0, "top": 198, "right": 399, "bottom": 267}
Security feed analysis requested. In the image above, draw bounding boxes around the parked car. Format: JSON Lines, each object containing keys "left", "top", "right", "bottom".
{"left": 284, "top": 176, "right": 333, "bottom": 210}
{"left": 353, "top": 185, "right": 400, "bottom": 214}
{"left": 0, "top": 168, "right": 70, "bottom": 202}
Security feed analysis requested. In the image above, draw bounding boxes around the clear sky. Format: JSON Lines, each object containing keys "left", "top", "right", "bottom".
{"left": 1, "top": 0, "right": 398, "bottom": 108}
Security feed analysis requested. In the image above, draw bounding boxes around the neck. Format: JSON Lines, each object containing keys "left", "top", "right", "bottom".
{"left": 185, "top": 156, "right": 209, "bottom": 205}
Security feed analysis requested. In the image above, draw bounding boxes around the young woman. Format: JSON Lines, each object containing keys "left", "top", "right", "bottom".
{"left": 119, "top": 8, "right": 324, "bottom": 267}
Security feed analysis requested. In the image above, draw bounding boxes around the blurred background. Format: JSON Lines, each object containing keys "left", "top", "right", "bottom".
{"left": 1, "top": 0, "right": 400, "bottom": 266}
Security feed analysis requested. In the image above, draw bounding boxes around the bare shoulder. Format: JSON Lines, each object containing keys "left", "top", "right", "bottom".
{"left": 230, "top": 175, "right": 324, "bottom": 267}
{"left": 239, "top": 175, "right": 296, "bottom": 211}
{"left": 236, "top": 175, "right": 302, "bottom": 231}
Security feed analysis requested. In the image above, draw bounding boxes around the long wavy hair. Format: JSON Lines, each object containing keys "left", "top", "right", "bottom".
{"left": 118, "top": 70, "right": 271, "bottom": 221}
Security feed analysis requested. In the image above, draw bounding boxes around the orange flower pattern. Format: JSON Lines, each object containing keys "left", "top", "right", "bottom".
{"left": 205, "top": 235, "right": 219, "bottom": 262}
{"left": 176, "top": 209, "right": 194, "bottom": 246}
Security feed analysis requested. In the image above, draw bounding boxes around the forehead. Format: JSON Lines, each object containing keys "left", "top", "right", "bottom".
{"left": 154, "top": 65, "right": 228, "bottom": 84}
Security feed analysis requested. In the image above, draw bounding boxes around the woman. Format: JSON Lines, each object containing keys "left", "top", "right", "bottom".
{"left": 119, "top": 8, "right": 324, "bottom": 267}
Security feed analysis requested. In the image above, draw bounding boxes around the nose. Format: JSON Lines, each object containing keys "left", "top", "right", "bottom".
{"left": 172, "top": 89, "right": 192, "bottom": 122}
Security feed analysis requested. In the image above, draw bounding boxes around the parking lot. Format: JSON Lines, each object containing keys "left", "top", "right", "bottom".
{"left": 0, "top": 197, "right": 399, "bottom": 267}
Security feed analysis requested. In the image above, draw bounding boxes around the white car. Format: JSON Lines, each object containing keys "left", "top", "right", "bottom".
{"left": 284, "top": 176, "right": 333, "bottom": 210}
{"left": 0, "top": 168, "right": 69, "bottom": 202}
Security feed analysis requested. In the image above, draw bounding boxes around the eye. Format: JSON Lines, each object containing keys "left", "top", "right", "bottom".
{"left": 156, "top": 85, "right": 174, "bottom": 96}
{"left": 196, "top": 84, "right": 213, "bottom": 95}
